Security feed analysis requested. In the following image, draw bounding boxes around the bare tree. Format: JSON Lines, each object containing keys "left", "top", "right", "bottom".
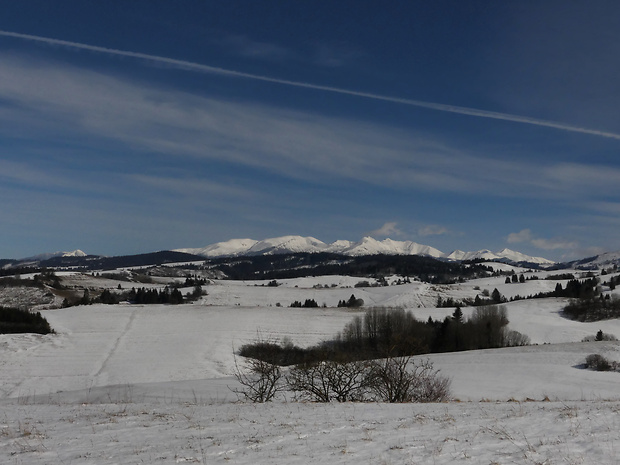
{"left": 287, "top": 356, "right": 450, "bottom": 403}
{"left": 287, "top": 360, "right": 370, "bottom": 402}
{"left": 231, "top": 353, "right": 283, "bottom": 402}
{"left": 368, "top": 357, "right": 450, "bottom": 403}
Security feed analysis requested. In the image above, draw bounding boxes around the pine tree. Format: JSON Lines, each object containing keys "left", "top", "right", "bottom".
{"left": 491, "top": 288, "right": 504, "bottom": 303}
{"left": 452, "top": 306, "right": 463, "bottom": 323}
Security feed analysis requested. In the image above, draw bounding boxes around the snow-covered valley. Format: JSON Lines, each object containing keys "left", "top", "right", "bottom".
{"left": 2, "top": 267, "right": 620, "bottom": 463}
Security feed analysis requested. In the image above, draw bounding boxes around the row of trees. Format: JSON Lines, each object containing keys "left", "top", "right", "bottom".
{"left": 239, "top": 305, "right": 529, "bottom": 367}
{"left": 437, "top": 288, "right": 507, "bottom": 308}
{"left": 0, "top": 306, "right": 54, "bottom": 334}
{"left": 336, "top": 306, "right": 529, "bottom": 357}
{"left": 233, "top": 352, "right": 451, "bottom": 403}
{"left": 65, "top": 285, "right": 205, "bottom": 307}
{"left": 337, "top": 294, "right": 365, "bottom": 308}
{"left": 287, "top": 294, "right": 366, "bottom": 308}
{"left": 504, "top": 274, "right": 526, "bottom": 284}
{"left": 126, "top": 287, "right": 186, "bottom": 305}
{"left": 564, "top": 295, "right": 620, "bottom": 322}
{"left": 290, "top": 299, "right": 320, "bottom": 308}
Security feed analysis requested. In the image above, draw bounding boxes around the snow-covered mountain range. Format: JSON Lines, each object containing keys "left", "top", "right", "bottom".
{"left": 175, "top": 236, "right": 555, "bottom": 265}
{"left": 20, "top": 250, "right": 87, "bottom": 262}
{"left": 571, "top": 251, "right": 620, "bottom": 269}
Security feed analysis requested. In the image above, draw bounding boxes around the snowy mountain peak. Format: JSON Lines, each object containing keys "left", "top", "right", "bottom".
{"left": 175, "top": 239, "right": 259, "bottom": 258}
{"left": 20, "top": 249, "right": 87, "bottom": 261}
{"left": 62, "top": 249, "right": 87, "bottom": 257}
{"left": 247, "top": 236, "right": 328, "bottom": 255}
{"left": 341, "top": 237, "right": 444, "bottom": 258}
{"left": 572, "top": 250, "right": 620, "bottom": 268}
{"left": 495, "top": 248, "right": 555, "bottom": 265}
{"left": 175, "top": 235, "right": 553, "bottom": 264}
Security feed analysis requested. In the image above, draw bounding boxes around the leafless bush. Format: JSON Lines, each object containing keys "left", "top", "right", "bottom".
{"left": 367, "top": 357, "right": 451, "bottom": 403}
{"left": 286, "top": 356, "right": 451, "bottom": 403}
{"left": 287, "top": 360, "right": 370, "bottom": 402}
{"left": 231, "top": 354, "right": 283, "bottom": 402}
{"left": 585, "top": 354, "right": 618, "bottom": 372}
{"left": 503, "top": 329, "right": 531, "bottom": 347}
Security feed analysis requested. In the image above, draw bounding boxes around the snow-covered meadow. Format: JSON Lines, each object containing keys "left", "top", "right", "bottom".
{"left": 2, "top": 269, "right": 620, "bottom": 463}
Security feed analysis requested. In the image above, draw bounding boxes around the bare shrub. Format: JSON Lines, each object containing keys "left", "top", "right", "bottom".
{"left": 367, "top": 357, "right": 451, "bottom": 403}
{"left": 231, "top": 354, "right": 283, "bottom": 402}
{"left": 287, "top": 360, "right": 370, "bottom": 402}
{"left": 585, "top": 354, "right": 617, "bottom": 372}
{"left": 503, "top": 329, "right": 531, "bottom": 347}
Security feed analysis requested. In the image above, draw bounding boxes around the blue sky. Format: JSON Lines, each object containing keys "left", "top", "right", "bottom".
{"left": 1, "top": 1, "right": 620, "bottom": 261}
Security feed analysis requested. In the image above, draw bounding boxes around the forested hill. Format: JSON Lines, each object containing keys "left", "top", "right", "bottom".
{"left": 206, "top": 252, "right": 494, "bottom": 283}
{"left": 38, "top": 251, "right": 205, "bottom": 270}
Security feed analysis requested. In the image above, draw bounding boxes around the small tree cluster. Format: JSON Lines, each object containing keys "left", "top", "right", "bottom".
{"left": 337, "top": 294, "right": 364, "bottom": 308}
{"left": 504, "top": 274, "right": 526, "bottom": 284}
{"left": 98, "top": 289, "right": 120, "bottom": 304}
{"left": 127, "top": 286, "right": 184, "bottom": 304}
{"left": 563, "top": 296, "right": 620, "bottom": 322}
{"left": 0, "top": 306, "right": 54, "bottom": 334}
{"left": 33, "top": 271, "right": 64, "bottom": 289}
{"left": 437, "top": 288, "right": 506, "bottom": 308}
{"left": 185, "top": 285, "right": 205, "bottom": 302}
{"left": 558, "top": 278, "right": 599, "bottom": 299}
{"left": 582, "top": 330, "right": 618, "bottom": 342}
{"left": 183, "top": 276, "right": 207, "bottom": 287}
{"left": 290, "top": 299, "right": 319, "bottom": 308}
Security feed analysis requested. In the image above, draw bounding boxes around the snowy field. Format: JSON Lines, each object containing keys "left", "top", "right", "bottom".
{"left": 2, "top": 271, "right": 620, "bottom": 463}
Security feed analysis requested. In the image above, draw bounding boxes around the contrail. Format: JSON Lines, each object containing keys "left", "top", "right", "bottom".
{"left": 2, "top": 29, "right": 620, "bottom": 141}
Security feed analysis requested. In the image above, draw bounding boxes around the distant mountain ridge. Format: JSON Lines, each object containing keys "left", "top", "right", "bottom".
{"left": 9, "top": 237, "right": 620, "bottom": 272}
{"left": 569, "top": 251, "right": 620, "bottom": 269}
{"left": 20, "top": 250, "right": 87, "bottom": 262}
{"left": 175, "top": 236, "right": 555, "bottom": 265}
{"left": 3, "top": 237, "right": 558, "bottom": 270}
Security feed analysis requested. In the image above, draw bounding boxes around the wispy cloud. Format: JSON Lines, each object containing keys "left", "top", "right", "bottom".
{"left": 2, "top": 30, "right": 620, "bottom": 140}
{"left": 129, "top": 174, "right": 257, "bottom": 201}
{"left": 507, "top": 229, "right": 577, "bottom": 251}
{"left": 507, "top": 229, "right": 534, "bottom": 244}
{"left": 1, "top": 54, "right": 618, "bottom": 205}
{"left": 531, "top": 237, "right": 578, "bottom": 251}
{"left": 418, "top": 225, "right": 449, "bottom": 237}
{"left": 370, "top": 222, "right": 403, "bottom": 238}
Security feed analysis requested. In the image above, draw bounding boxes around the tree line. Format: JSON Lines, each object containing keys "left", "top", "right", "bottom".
{"left": 239, "top": 305, "right": 529, "bottom": 367}
{"left": 0, "top": 306, "right": 54, "bottom": 334}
